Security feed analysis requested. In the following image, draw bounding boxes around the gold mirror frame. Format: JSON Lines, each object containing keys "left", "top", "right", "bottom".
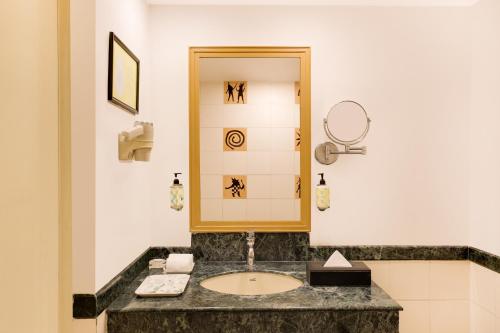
{"left": 189, "top": 47, "right": 311, "bottom": 232}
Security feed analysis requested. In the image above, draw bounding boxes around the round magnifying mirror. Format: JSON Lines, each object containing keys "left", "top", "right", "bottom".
{"left": 325, "top": 101, "right": 370, "bottom": 146}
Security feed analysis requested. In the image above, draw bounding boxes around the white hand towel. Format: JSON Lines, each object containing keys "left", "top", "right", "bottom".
{"left": 323, "top": 250, "right": 352, "bottom": 268}
{"left": 165, "top": 254, "right": 194, "bottom": 274}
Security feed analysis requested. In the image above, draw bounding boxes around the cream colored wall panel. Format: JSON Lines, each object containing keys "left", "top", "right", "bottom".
{"left": 471, "top": 303, "right": 495, "bottom": 333}
{"left": 200, "top": 82, "right": 221, "bottom": 105}
{"left": 399, "top": 300, "right": 430, "bottom": 333}
{"left": 247, "top": 175, "right": 272, "bottom": 198}
{"left": 247, "top": 128, "right": 272, "bottom": 151}
{"left": 430, "top": 300, "right": 469, "bottom": 333}
{"left": 247, "top": 107, "right": 273, "bottom": 128}
{"left": 429, "top": 261, "right": 469, "bottom": 300}
{"left": 201, "top": 175, "right": 223, "bottom": 198}
{"left": 200, "top": 151, "right": 223, "bottom": 174}
{"left": 271, "top": 199, "right": 296, "bottom": 220}
{"left": 247, "top": 199, "right": 272, "bottom": 220}
{"left": 271, "top": 104, "right": 297, "bottom": 127}
{"left": 222, "top": 200, "right": 247, "bottom": 221}
{"left": 271, "top": 128, "right": 295, "bottom": 151}
{"left": 200, "top": 128, "right": 222, "bottom": 152}
{"left": 471, "top": 263, "right": 496, "bottom": 312}
{"left": 199, "top": 105, "right": 224, "bottom": 127}
{"left": 495, "top": 272, "right": 500, "bottom": 318}
{"left": 72, "top": 319, "right": 96, "bottom": 333}
{"left": 201, "top": 199, "right": 223, "bottom": 221}
{"left": 294, "top": 199, "right": 301, "bottom": 220}
{"left": 363, "top": 261, "right": 391, "bottom": 292}
{"left": 387, "top": 261, "right": 430, "bottom": 300}
{"left": 271, "top": 175, "right": 295, "bottom": 199}
{"left": 96, "top": 311, "right": 107, "bottom": 333}
{"left": 223, "top": 152, "right": 248, "bottom": 174}
{"left": 294, "top": 152, "right": 301, "bottom": 175}
{"left": 247, "top": 82, "right": 272, "bottom": 105}
{"left": 247, "top": 152, "right": 272, "bottom": 174}
{"left": 270, "top": 152, "right": 295, "bottom": 174}
{"left": 271, "top": 82, "right": 296, "bottom": 104}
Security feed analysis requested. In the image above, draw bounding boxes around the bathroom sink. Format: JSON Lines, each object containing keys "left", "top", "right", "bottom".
{"left": 200, "top": 271, "right": 303, "bottom": 296}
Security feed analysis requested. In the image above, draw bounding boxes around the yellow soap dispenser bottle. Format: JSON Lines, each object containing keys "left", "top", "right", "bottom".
{"left": 316, "top": 173, "right": 330, "bottom": 211}
{"left": 170, "top": 173, "right": 184, "bottom": 211}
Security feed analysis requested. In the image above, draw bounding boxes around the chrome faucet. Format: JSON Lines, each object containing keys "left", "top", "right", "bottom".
{"left": 246, "top": 231, "right": 255, "bottom": 271}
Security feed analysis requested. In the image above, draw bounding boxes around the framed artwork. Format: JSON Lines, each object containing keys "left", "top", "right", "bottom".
{"left": 108, "top": 32, "right": 140, "bottom": 114}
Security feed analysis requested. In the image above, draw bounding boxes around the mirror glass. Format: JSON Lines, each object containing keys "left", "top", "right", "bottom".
{"left": 326, "top": 101, "right": 369, "bottom": 143}
{"left": 198, "top": 57, "right": 303, "bottom": 224}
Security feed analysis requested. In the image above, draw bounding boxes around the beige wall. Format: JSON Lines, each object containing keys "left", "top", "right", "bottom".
{"left": 71, "top": 0, "right": 153, "bottom": 293}
{"left": 0, "top": 0, "right": 60, "bottom": 332}
{"left": 149, "top": 5, "right": 471, "bottom": 247}
{"left": 469, "top": 0, "right": 500, "bottom": 257}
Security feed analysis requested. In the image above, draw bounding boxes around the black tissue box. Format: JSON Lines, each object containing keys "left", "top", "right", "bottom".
{"left": 306, "top": 261, "right": 371, "bottom": 286}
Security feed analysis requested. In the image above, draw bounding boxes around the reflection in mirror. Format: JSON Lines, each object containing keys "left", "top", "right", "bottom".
{"left": 198, "top": 57, "right": 301, "bottom": 224}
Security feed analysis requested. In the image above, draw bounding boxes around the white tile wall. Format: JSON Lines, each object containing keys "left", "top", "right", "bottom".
{"left": 271, "top": 199, "right": 295, "bottom": 220}
{"left": 247, "top": 152, "right": 272, "bottom": 174}
{"left": 200, "top": 127, "right": 222, "bottom": 151}
{"left": 246, "top": 175, "right": 272, "bottom": 199}
{"left": 247, "top": 199, "right": 272, "bottom": 221}
{"left": 271, "top": 128, "right": 294, "bottom": 151}
{"left": 200, "top": 81, "right": 300, "bottom": 222}
{"left": 247, "top": 128, "right": 272, "bottom": 151}
{"left": 200, "top": 175, "right": 222, "bottom": 199}
{"left": 200, "top": 199, "right": 223, "bottom": 221}
{"left": 270, "top": 152, "right": 295, "bottom": 174}
{"left": 430, "top": 300, "right": 469, "bottom": 333}
{"left": 398, "top": 300, "right": 430, "bottom": 333}
{"left": 429, "top": 261, "right": 469, "bottom": 300}
{"left": 223, "top": 152, "right": 247, "bottom": 174}
{"left": 387, "top": 261, "right": 430, "bottom": 300}
{"left": 200, "top": 151, "right": 223, "bottom": 175}
{"left": 364, "top": 260, "right": 475, "bottom": 333}
{"left": 222, "top": 200, "right": 246, "bottom": 221}
{"left": 469, "top": 262, "right": 500, "bottom": 333}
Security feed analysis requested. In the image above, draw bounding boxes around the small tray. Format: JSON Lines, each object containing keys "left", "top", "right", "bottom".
{"left": 135, "top": 274, "right": 190, "bottom": 297}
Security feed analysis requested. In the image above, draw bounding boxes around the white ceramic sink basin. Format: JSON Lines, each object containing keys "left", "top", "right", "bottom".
{"left": 200, "top": 271, "right": 303, "bottom": 296}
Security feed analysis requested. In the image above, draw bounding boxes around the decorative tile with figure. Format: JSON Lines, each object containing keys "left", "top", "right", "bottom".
{"left": 223, "top": 175, "right": 247, "bottom": 199}
{"left": 223, "top": 128, "right": 247, "bottom": 151}
{"left": 295, "top": 128, "right": 301, "bottom": 151}
{"left": 294, "top": 81, "right": 300, "bottom": 104}
{"left": 224, "top": 81, "right": 247, "bottom": 104}
{"left": 295, "top": 175, "right": 301, "bottom": 199}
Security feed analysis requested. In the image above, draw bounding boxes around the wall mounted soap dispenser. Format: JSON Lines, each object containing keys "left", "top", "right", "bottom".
{"left": 170, "top": 173, "right": 184, "bottom": 211}
{"left": 316, "top": 173, "right": 330, "bottom": 211}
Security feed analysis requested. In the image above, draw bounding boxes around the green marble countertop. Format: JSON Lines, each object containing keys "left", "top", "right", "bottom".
{"left": 107, "top": 261, "right": 402, "bottom": 313}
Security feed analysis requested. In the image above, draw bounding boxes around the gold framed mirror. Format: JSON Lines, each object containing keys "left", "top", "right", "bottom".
{"left": 189, "top": 47, "right": 311, "bottom": 232}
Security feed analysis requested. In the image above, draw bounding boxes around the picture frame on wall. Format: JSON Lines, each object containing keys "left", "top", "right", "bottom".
{"left": 107, "top": 32, "right": 140, "bottom": 114}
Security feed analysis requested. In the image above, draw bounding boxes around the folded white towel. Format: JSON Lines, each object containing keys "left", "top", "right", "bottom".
{"left": 165, "top": 254, "right": 194, "bottom": 274}
{"left": 323, "top": 250, "right": 352, "bottom": 268}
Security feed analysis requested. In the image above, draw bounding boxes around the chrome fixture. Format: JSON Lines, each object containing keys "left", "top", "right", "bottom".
{"left": 246, "top": 231, "right": 255, "bottom": 271}
{"left": 315, "top": 101, "right": 371, "bottom": 165}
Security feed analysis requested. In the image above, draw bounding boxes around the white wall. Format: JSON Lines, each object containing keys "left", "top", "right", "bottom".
{"left": 469, "top": 0, "right": 500, "bottom": 257}
{"left": 71, "top": 0, "right": 153, "bottom": 292}
{"left": 0, "top": 0, "right": 60, "bottom": 331}
{"left": 149, "top": 5, "right": 471, "bottom": 246}
{"left": 94, "top": 0, "right": 153, "bottom": 291}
